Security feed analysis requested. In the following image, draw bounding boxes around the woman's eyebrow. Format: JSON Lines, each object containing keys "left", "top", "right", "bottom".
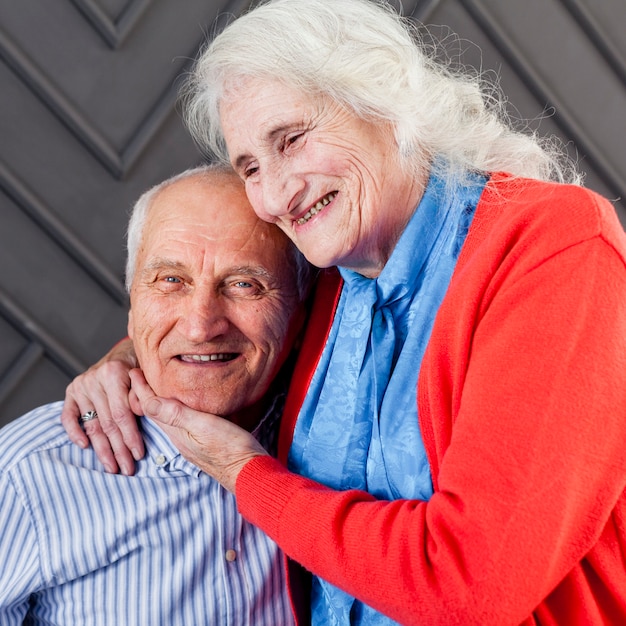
{"left": 233, "top": 123, "right": 296, "bottom": 170}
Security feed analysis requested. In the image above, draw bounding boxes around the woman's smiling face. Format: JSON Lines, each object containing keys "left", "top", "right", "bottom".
{"left": 221, "top": 78, "right": 425, "bottom": 277}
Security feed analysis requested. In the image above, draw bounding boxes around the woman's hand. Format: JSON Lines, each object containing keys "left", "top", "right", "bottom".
{"left": 60, "top": 338, "right": 144, "bottom": 475}
{"left": 129, "top": 369, "right": 268, "bottom": 493}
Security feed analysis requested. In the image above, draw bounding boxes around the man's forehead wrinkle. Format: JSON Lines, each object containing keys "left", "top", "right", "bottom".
{"left": 140, "top": 202, "right": 286, "bottom": 282}
{"left": 149, "top": 220, "right": 252, "bottom": 248}
{"left": 144, "top": 257, "right": 183, "bottom": 270}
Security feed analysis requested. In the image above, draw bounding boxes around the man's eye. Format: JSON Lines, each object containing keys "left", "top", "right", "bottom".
{"left": 224, "top": 280, "right": 264, "bottom": 297}
{"left": 164, "top": 276, "right": 181, "bottom": 283}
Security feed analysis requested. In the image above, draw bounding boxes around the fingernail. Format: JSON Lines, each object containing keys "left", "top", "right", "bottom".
{"left": 121, "top": 464, "right": 132, "bottom": 476}
{"left": 70, "top": 435, "right": 88, "bottom": 449}
{"left": 132, "top": 448, "right": 142, "bottom": 461}
{"left": 144, "top": 398, "right": 162, "bottom": 417}
{"left": 104, "top": 463, "right": 115, "bottom": 474}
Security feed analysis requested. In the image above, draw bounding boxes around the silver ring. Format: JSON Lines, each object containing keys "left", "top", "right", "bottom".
{"left": 80, "top": 410, "right": 98, "bottom": 422}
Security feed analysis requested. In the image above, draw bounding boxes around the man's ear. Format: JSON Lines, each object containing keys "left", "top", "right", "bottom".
{"left": 127, "top": 309, "right": 134, "bottom": 340}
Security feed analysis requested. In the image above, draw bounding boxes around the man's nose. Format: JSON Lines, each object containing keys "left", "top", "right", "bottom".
{"left": 179, "top": 289, "right": 230, "bottom": 343}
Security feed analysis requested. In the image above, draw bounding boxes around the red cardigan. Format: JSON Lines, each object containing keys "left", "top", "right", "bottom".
{"left": 237, "top": 174, "right": 626, "bottom": 625}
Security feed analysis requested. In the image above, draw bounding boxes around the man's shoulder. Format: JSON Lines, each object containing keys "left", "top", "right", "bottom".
{"left": 0, "top": 401, "right": 71, "bottom": 473}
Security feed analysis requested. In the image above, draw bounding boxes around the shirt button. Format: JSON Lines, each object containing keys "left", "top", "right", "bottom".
{"left": 155, "top": 454, "right": 167, "bottom": 466}
{"left": 225, "top": 549, "right": 237, "bottom": 562}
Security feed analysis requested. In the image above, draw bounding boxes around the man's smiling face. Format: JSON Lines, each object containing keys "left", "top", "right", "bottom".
{"left": 127, "top": 171, "right": 305, "bottom": 430}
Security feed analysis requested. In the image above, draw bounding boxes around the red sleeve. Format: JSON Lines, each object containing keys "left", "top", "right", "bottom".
{"left": 237, "top": 233, "right": 626, "bottom": 624}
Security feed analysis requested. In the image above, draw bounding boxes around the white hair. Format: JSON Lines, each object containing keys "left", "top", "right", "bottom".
{"left": 184, "top": 0, "right": 581, "bottom": 191}
{"left": 125, "top": 163, "right": 314, "bottom": 298}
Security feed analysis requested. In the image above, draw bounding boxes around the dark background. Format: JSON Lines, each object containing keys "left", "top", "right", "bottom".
{"left": 1, "top": 0, "right": 624, "bottom": 426}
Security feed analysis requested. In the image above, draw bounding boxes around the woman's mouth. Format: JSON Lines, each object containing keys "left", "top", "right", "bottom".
{"left": 296, "top": 191, "right": 337, "bottom": 225}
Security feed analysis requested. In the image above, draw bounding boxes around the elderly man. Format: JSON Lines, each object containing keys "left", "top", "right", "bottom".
{"left": 0, "top": 164, "right": 309, "bottom": 624}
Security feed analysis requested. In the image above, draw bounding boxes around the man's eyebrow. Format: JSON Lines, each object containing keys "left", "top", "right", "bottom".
{"left": 227, "top": 266, "right": 273, "bottom": 281}
{"left": 140, "top": 258, "right": 186, "bottom": 275}
{"left": 140, "top": 261, "right": 274, "bottom": 281}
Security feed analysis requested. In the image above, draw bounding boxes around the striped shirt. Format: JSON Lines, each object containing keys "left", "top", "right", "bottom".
{"left": 0, "top": 400, "right": 295, "bottom": 625}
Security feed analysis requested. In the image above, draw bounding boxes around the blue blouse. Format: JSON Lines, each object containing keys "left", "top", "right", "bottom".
{"left": 288, "top": 168, "right": 487, "bottom": 625}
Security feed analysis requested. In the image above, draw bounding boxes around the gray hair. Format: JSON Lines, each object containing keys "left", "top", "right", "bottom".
{"left": 184, "top": 0, "right": 581, "bottom": 190}
{"left": 125, "top": 163, "right": 314, "bottom": 299}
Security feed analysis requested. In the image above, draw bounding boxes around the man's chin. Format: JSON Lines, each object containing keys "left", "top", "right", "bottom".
{"left": 155, "top": 393, "right": 239, "bottom": 420}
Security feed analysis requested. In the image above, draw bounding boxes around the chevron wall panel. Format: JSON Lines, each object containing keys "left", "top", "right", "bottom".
{"left": 1, "top": 0, "right": 624, "bottom": 425}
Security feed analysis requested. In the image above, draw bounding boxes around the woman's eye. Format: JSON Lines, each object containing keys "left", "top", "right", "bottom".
{"left": 285, "top": 132, "right": 304, "bottom": 148}
{"left": 244, "top": 165, "right": 259, "bottom": 178}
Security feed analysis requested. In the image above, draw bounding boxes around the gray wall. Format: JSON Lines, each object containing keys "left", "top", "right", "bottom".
{"left": 1, "top": 0, "right": 625, "bottom": 425}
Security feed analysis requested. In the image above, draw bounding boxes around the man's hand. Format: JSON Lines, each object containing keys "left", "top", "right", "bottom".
{"left": 61, "top": 338, "right": 144, "bottom": 475}
{"left": 129, "top": 369, "right": 268, "bottom": 493}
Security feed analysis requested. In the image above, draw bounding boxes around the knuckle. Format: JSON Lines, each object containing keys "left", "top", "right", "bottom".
{"left": 100, "top": 360, "right": 131, "bottom": 380}
{"left": 99, "top": 418, "right": 119, "bottom": 436}
{"left": 83, "top": 421, "right": 103, "bottom": 436}
{"left": 170, "top": 401, "right": 184, "bottom": 421}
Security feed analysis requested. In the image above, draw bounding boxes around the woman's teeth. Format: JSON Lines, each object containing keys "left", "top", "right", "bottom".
{"left": 296, "top": 192, "right": 337, "bottom": 225}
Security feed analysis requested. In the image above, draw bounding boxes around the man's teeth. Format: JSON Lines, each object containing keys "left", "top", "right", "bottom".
{"left": 181, "top": 354, "right": 234, "bottom": 362}
{"left": 296, "top": 192, "right": 337, "bottom": 225}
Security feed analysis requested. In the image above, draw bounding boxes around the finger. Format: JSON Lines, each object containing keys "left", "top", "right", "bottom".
{"left": 69, "top": 384, "right": 135, "bottom": 475}
{"left": 130, "top": 373, "right": 183, "bottom": 432}
{"left": 93, "top": 373, "right": 145, "bottom": 465}
{"left": 103, "top": 374, "right": 145, "bottom": 463}
{"left": 65, "top": 378, "right": 123, "bottom": 470}
{"left": 128, "top": 369, "right": 159, "bottom": 414}
{"left": 63, "top": 376, "right": 124, "bottom": 466}
{"left": 110, "top": 407, "right": 145, "bottom": 467}
{"left": 60, "top": 392, "right": 89, "bottom": 448}
{"left": 63, "top": 368, "right": 116, "bottom": 426}
{"left": 64, "top": 395, "right": 122, "bottom": 474}
{"left": 82, "top": 419, "right": 120, "bottom": 474}
{"left": 129, "top": 388, "right": 142, "bottom": 416}
{"left": 79, "top": 363, "right": 142, "bottom": 474}
{"left": 93, "top": 407, "right": 139, "bottom": 476}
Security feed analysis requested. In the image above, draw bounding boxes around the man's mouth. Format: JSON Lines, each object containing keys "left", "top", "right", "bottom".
{"left": 296, "top": 191, "right": 337, "bottom": 225}
{"left": 179, "top": 353, "right": 238, "bottom": 363}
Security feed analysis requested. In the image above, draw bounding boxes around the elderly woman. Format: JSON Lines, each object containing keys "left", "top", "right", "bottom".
{"left": 63, "top": 0, "right": 626, "bottom": 623}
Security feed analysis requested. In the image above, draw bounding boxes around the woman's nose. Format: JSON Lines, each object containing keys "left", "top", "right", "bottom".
{"left": 253, "top": 163, "right": 307, "bottom": 221}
